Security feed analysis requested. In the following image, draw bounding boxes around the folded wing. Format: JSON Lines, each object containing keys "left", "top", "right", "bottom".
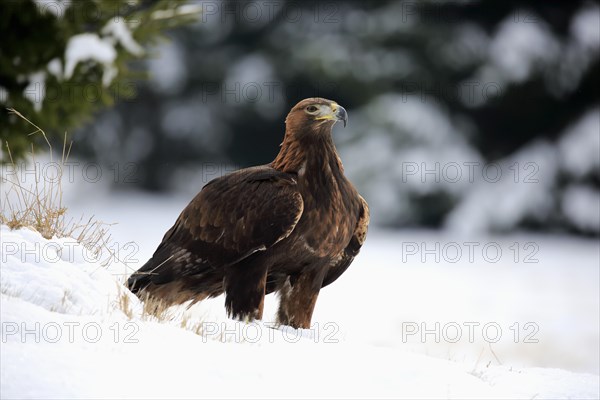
{"left": 127, "top": 166, "right": 303, "bottom": 292}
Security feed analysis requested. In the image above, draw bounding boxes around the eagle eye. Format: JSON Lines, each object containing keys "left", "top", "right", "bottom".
{"left": 305, "top": 105, "right": 318, "bottom": 113}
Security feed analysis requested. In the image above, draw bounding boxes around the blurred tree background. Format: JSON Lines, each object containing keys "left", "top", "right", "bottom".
{"left": 1, "top": 0, "right": 598, "bottom": 236}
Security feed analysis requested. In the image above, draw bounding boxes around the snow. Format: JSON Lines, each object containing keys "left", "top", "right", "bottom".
{"left": 1, "top": 182, "right": 599, "bottom": 398}
{"left": 62, "top": 17, "right": 143, "bottom": 87}
{"left": 0, "top": 228, "right": 131, "bottom": 316}
{"left": 561, "top": 184, "right": 600, "bottom": 233}
{"left": 64, "top": 33, "right": 118, "bottom": 86}
{"left": 148, "top": 41, "right": 187, "bottom": 94}
{"left": 480, "top": 367, "right": 600, "bottom": 399}
{"left": 340, "top": 94, "right": 481, "bottom": 225}
{"left": 225, "top": 54, "right": 285, "bottom": 118}
{"left": 1, "top": 157, "right": 598, "bottom": 398}
{"left": 465, "top": 2, "right": 599, "bottom": 99}
{"left": 445, "top": 141, "right": 558, "bottom": 234}
{"left": 23, "top": 71, "right": 46, "bottom": 112}
{"left": 33, "top": 0, "right": 71, "bottom": 17}
{"left": 571, "top": 3, "right": 600, "bottom": 52}
{"left": 151, "top": 4, "right": 203, "bottom": 20}
{"left": 558, "top": 107, "right": 600, "bottom": 178}
{"left": 102, "top": 18, "right": 144, "bottom": 57}
{"left": 343, "top": 93, "right": 598, "bottom": 234}
{"left": 489, "top": 13, "right": 560, "bottom": 83}
{"left": 441, "top": 24, "right": 490, "bottom": 70}
{"left": 47, "top": 58, "right": 62, "bottom": 80}
{"left": 160, "top": 100, "right": 230, "bottom": 154}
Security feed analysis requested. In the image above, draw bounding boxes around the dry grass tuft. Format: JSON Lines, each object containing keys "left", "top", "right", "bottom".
{"left": 139, "top": 292, "right": 174, "bottom": 321}
{"left": 1, "top": 109, "right": 115, "bottom": 262}
{"left": 116, "top": 286, "right": 135, "bottom": 320}
{"left": 133, "top": 292, "right": 222, "bottom": 340}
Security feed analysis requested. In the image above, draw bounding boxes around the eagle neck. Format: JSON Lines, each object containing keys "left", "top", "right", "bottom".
{"left": 272, "top": 131, "right": 306, "bottom": 173}
{"left": 272, "top": 129, "right": 344, "bottom": 178}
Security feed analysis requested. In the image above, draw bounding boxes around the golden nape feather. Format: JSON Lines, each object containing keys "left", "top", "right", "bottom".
{"left": 127, "top": 98, "right": 369, "bottom": 329}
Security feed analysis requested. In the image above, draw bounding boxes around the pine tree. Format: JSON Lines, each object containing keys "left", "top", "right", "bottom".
{"left": 0, "top": 0, "right": 199, "bottom": 160}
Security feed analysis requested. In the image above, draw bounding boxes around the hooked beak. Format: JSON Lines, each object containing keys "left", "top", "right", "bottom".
{"left": 335, "top": 105, "right": 348, "bottom": 128}
{"left": 315, "top": 102, "right": 349, "bottom": 127}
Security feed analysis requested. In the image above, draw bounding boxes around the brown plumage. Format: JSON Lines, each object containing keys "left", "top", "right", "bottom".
{"left": 127, "top": 98, "right": 369, "bottom": 329}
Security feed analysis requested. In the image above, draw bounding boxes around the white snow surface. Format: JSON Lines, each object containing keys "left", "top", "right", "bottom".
{"left": 1, "top": 193, "right": 599, "bottom": 398}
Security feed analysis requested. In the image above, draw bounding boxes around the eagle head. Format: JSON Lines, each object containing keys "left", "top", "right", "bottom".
{"left": 285, "top": 98, "right": 348, "bottom": 135}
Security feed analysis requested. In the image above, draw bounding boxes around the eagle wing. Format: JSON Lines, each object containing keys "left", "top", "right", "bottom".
{"left": 322, "top": 195, "right": 369, "bottom": 288}
{"left": 128, "top": 166, "right": 303, "bottom": 291}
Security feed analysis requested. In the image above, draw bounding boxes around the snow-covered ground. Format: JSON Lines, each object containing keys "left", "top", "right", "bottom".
{"left": 1, "top": 177, "right": 599, "bottom": 398}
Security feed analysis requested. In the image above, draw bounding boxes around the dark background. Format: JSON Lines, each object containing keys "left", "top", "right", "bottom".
{"left": 2, "top": 0, "right": 599, "bottom": 235}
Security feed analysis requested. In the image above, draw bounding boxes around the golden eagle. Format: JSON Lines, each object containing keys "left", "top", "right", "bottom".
{"left": 127, "top": 98, "right": 369, "bottom": 329}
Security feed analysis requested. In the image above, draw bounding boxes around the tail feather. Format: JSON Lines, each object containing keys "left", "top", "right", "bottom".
{"left": 126, "top": 271, "right": 150, "bottom": 294}
{"left": 126, "top": 258, "right": 161, "bottom": 294}
{"left": 126, "top": 252, "right": 224, "bottom": 305}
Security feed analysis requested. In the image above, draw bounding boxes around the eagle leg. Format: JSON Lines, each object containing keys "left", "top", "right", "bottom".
{"left": 223, "top": 257, "right": 269, "bottom": 322}
{"left": 276, "top": 268, "right": 327, "bottom": 329}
